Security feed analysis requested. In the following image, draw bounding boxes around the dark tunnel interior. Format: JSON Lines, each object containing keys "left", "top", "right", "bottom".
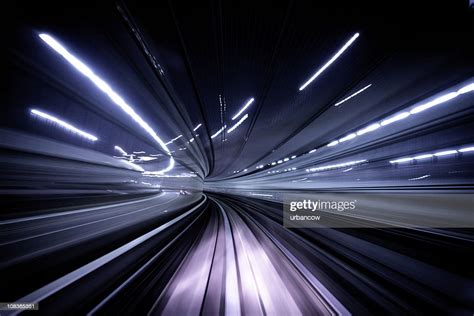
{"left": 1, "top": 1, "right": 473, "bottom": 315}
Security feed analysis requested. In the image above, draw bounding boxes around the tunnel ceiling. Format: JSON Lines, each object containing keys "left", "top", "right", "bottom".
{"left": 3, "top": 1, "right": 474, "bottom": 182}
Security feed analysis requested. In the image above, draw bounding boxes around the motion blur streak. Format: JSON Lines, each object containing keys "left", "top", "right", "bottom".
{"left": 1, "top": 1, "right": 474, "bottom": 315}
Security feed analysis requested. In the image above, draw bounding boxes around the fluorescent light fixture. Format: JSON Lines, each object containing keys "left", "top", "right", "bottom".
{"left": 250, "top": 193, "right": 273, "bottom": 197}
{"left": 211, "top": 125, "right": 226, "bottom": 139}
{"left": 232, "top": 98, "right": 254, "bottom": 120}
{"left": 291, "top": 155, "right": 297, "bottom": 159}
{"left": 271, "top": 162, "right": 276, "bottom": 166}
{"left": 309, "top": 149, "right": 317, "bottom": 154}
{"left": 283, "top": 157, "right": 289, "bottom": 162}
{"left": 356, "top": 123, "right": 380, "bottom": 136}
{"left": 165, "top": 134, "right": 183, "bottom": 145}
{"left": 39, "top": 33, "right": 174, "bottom": 173}
{"left": 228, "top": 114, "right": 249, "bottom": 133}
{"left": 307, "top": 159, "right": 366, "bottom": 172}
{"left": 459, "top": 147, "right": 474, "bottom": 153}
{"left": 327, "top": 140, "right": 339, "bottom": 147}
{"left": 334, "top": 84, "right": 372, "bottom": 106}
{"left": 410, "top": 92, "right": 458, "bottom": 114}
{"left": 380, "top": 112, "right": 411, "bottom": 126}
{"left": 114, "top": 145, "right": 127, "bottom": 156}
{"left": 243, "top": 169, "right": 248, "bottom": 172}
{"left": 408, "top": 175, "right": 430, "bottom": 181}
{"left": 277, "top": 160, "right": 283, "bottom": 164}
{"left": 193, "top": 123, "right": 202, "bottom": 131}
{"left": 31, "top": 109, "right": 98, "bottom": 141}
{"left": 390, "top": 157, "right": 413, "bottom": 164}
{"left": 139, "top": 156, "right": 158, "bottom": 162}
{"left": 414, "top": 154, "right": 433, "bottom": 160}
{"left": 458, "top": 82, "right": 474, "bottom": 94}
{"left": 299, "top": 33, "right": 360, "bottom": 91}
{"left": 339, "top": 133, "right": 357, "bottom": 142}
{"left": 434, "top": 150, "right": 457, "bottom": 157}
{"left": 132, "top": 151, "right": 145, "bottom": 154}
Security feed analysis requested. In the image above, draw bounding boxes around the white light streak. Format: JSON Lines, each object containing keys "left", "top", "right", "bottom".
{"left": 414, "top": 154, "right": 433, "bottom": 160}
{"left": 356, "top": 123, "right": 380, "bottom": 136}
{"left": 434, "top": 150, "right": 457, "bottom": 157}
{"left": 458, "top": 82, "right": 474, "bottom": 94}
{"left": 211, "top": 125, "right": 226, "bottom": 139}
{"left": 291, "top": 155, "right": 297, "bottom": 159}
{"left": 250, "top": 193, "right": 273, "bottom": 197}
{"left": 39, "top": 34, "right": 174, "bottom": 173}
{"left": 459, "top": 147, "right": 474, "bottom": 153}
{"left": 114, "top": 145, "right": 127, "bottom": 156}
{"left": 327, "top": 140, "right": 339, "bottom": 147}
{"left": 339, "top": 133, "right": 357, "bottom": 143}
{"left": 389, "top": 157, "right": 413, "bottom": 164}
{"left": 228, "top": 114, "right": 249, "bottom": 133}
{"left": 165, "top": 135, "right": 183, "bottom": 145}
{"left": 283, "top": 157, "right": 289, "bottom": 162}
{"left": 309, "top": 149, "right": 317, "bottom": 154}
{"left": 390, "top": 145, "right": 474, "bottom": 164}
{"left": 380, "top": 112, "right": 411, "bottom": 126}
{"left": 232, "top": 98, "right": 254, "bottom": 120}
{"left": 334, "top": 84, "right": 372, "bottom": 106}
{"left": 299, "top": 33, "right": 360, "bottom": 91}
{"left": 31, "top": 109, "right": 98, "bottom": 141}
{"left": 193, "top": 123, "right": 202, "bottom": 131}
{"left": 408, "top": 175, "right": 430, "bottom": 181}
{"left": 307, "top": 159, "right": 367, "bottom": 172}
{"left": 410, "top": 92, "right": 458, "bottom": 114}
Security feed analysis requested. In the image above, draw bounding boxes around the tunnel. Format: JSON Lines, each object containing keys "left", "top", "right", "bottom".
{"left": 1, "top": 1, "right": 474, "bottom": 315}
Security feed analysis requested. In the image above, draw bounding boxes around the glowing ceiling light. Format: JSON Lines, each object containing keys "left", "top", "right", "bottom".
{"left": 307, "top": 159, "right": 367, "bottom": 172}
{"left": 39, "top": 34, "right": 174, "bottom": 173}
{"left": 309, "top": 149, "right": 317, "bottom": 154}
{"left": 31, "top": 109, "right": 98, "bottom": 141}
{"left": 334, "top": 84, "right": 372, "bottom": 106}
{"left": 291, "top": 155, "right": 297, "bottom": 159}
{"left": 458, "top": 82, "right": 474, "bottom": 94}
{"left": 277, "top": 160, "right": 283, "bottom": 164}
{"left": 339, "top": 133, "right": 357, "bottom": 142}
{"left": 299, "top": 33, "right": 360, "bottom": 91}
{"left": 211, "top": 125, "right": 226, "bottom": 139}
{"left": 434, "top": 150, "right": 457, "bottom": 156}
{"left": 228, "top": 114, "right": 249, "bottom": 133}
{"left": 327, "top": 140, "right": 339, "bottom": 147}
{"left": 410, "top": 92, "right": 458, "bottom": 114}
{"left": 193, "top": 123, "right": 202, "bottom": 131}
{"left": 380, "top": 112, "right": 411, "bottom": 126}
{"left": 390, "top": 157, "right": 413, "bottom": 164}
{"left": 356, "top": 123, "right": 380, "bottom": 136}
{"left": 232, "top": 98, "right": 254, "bottom": 120}
{"left": 414, "top": 154, "right": 433, "bottom": 160}
{"left": 114, "top": 145, "right": 128, "bottom": 156}
{"left": 408, "top": 175, "right": 430, "bottom": 181}
{"left": 165, "top": 134, "right": 183, "bottom": 145}
{"left": 459, "top": 146, "right": 474, "bottom": 152}
{"left": 271, "top": 162, "right": 276, "bottom": 166}
{"left": 283, "top": 157, "right": 289, "bottom": 162}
